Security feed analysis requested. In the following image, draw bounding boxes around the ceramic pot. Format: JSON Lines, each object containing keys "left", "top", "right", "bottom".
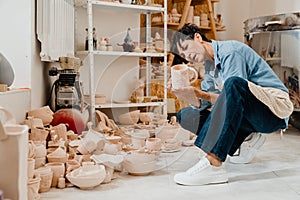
{"left": 171, "top": 64, "right": 198, "bottom": 89}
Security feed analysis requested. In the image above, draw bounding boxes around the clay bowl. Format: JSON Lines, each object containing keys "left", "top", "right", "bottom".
{"left": 118, "top": 110, "right": 140, "bottom": 125}
{"left": 122, "top": 160, "right": 157, "bottom": 176}
{"left": 66, "top": 165, "right": 106, "bottom": 189}
{"left": 105, "top": 135, "right": 122, "bottom": 144}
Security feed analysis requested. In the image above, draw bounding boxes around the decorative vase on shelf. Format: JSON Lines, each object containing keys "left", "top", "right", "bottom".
{"left": 0, "top": 53, "right": 15, "bottom": 87}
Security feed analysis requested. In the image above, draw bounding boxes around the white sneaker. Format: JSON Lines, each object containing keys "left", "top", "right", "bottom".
{"left": 229, "top": 132, "right": 266, "bottom": 164}
{"left": 174, "top": 157, "right": 228, "bottom": 186}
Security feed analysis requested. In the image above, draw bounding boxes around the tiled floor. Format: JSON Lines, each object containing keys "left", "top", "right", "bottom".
{"left": 41, "top": 126, "right": 300, "bottom": 200}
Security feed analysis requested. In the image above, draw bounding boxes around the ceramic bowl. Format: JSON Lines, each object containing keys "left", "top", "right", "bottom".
{"left": 155, "top": 126, "right": 180, "bottom": 142}
{"left": 66, "top": 165, "right": 106, "bottom": 189}
{"left": 122, "top": 160, "right": 157, "bottom": 176}
{"left": 118, "top": 110, "right": 140, "bottom": 125}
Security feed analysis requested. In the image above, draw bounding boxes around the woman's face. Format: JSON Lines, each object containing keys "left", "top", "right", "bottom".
{"left": 176, "top": 38, "right": 208, "bottom": 63}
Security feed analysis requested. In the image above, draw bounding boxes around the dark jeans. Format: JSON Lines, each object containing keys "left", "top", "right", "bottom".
{"left": 177, "top": 77, "right": 286, "bottom": 162}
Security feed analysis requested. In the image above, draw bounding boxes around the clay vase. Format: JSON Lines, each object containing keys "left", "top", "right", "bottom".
{"left": 45, "top": 162, "right": 65, "bottom": 187}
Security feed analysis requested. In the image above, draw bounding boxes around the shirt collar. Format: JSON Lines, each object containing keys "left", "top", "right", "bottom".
{"left": 212, "top": 40, "right": 221, "bottom": 69}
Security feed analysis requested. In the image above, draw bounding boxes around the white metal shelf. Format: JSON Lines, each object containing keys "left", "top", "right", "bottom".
{"left": 76, "top": 0, "right": 165, "bottom": 14}
{"left": 76, "top": 50, "right": 165, "bottom": 57}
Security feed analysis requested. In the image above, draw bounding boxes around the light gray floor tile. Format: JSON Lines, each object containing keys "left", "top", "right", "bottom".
{"left": 40, "top": 126, "right": 300, "bottom": 200}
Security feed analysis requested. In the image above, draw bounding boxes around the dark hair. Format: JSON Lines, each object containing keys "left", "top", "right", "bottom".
{"left": 171, "top": 23, "right": 211, "bottom": 65}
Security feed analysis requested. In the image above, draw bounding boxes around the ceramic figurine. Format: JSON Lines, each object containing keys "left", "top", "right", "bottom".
{"left": 117, "top": 28, "right": 135, "bottom": 52}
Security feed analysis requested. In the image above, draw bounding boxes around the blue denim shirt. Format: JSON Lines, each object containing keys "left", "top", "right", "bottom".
{"left": 200, "top": 40, "right": 290, "bottom": 126}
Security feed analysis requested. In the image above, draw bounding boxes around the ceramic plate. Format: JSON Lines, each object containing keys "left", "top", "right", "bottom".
{"left": 161, "top": 147, "right": 181, "bottom": 153}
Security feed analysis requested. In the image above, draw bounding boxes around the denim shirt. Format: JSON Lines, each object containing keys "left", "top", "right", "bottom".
{"left": 200, "top": 40, "right": 290, "bottom": 127}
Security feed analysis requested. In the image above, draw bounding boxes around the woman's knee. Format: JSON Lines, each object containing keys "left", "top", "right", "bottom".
{"left": 224, "top": 77, "right": 248, "bottom": 92}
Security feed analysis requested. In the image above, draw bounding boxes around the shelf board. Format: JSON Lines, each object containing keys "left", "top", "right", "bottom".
{"left": 95, "top": 102, "right": 165, "bottom": 108}
{"left": 151, "top": 22, "right": 226, "bottom": 32}
{"left": 77, "top": 0, "right": 165, "bottom": 14}
{"left": 76, "top": 50, "right": 165, "bottom": 57}
{"left": 265, "top": 57, "right": 281, "bottom": 61}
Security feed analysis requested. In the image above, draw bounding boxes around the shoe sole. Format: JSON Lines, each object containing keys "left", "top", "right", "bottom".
{"left": 174, "top": 173, "right": 228, "bottom": 186}
{"left": 229, "top": 134, "right": 266, "bottom": 164}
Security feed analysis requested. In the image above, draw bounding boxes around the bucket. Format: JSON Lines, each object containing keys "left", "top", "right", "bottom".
{"left": 0, "top": 107, "right": 29, "bottom": 200}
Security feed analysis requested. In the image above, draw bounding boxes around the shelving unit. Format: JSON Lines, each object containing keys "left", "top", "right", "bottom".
{"left": 244, "top": 13, "right": 300, "bottom": 111}
{"left": 75, "top": 0, "right": 168, "bottom": 124}
{"left": 152, "top": 0, "right": 225, "bottom": 40}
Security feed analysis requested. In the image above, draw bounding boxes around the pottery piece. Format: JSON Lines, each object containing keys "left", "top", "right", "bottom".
{"left": 66, "top": 165, "right": 106, "bottom": 189}
{"left": 105, "top": 135, "right": 121, "bottom": 144}
{"left": 122, "top": 152, "right": 158, "bottom": 175}
{"left": 30, "top": 127, "right": 49, "bottom": 142}
{"left": 139, "top": 112, "right": 154, "bottom": 124}
{"left": 77, "top": 140, "right": 97, "bottom": 155}
{"left": 27, "top": 176, "right": 41, "bottom": 200}
{"left": 163, "top": 138, "right": 181, "bottom": 151}
{"left": 50, "top": 124, "right": 68, "bottom": 141}
{"left": 45, "top": 162, "right": 65, "bottom": 187}
{"left": 34, "top": 166, "right": 53, "bottom": 193}
{"left": 103, "top": 143, "right": 122, "bottom": 155}
{"left": 57, "top": 176, "right": 66, "bottom": 189}
{"left": 34, "top": 157, "right": 46, "bottom": 169}
{"left": 28, "top": 158, "right": 35, "bottom": 179}
{"left": 118, "top": 110, "right": 140, "bottom": 125}
{"left": 145, "top": 137, "right": 162, "bottom": 151}
{"left": 66, "top": 160, "right": 81, "bottom": 174}
{"left": 28, "top": 140, "right": 36, "bottom": 159}
{"left": 24, "top": 117, "right": 44, "bottom": 129}
{"left": 171, "top": 64, "right": 198, "bottom": 89}
{"left": 27, "top": 106, "right": 54, "bottom": 126}
{"left": 47, "top": 146, "right": 68, "bottom": 163}
{"left": 130, "top": 129, "right": 149, "bottom": 149}
{"left": 34, "top": 142, "right": 47, "bottom": 158}
{"left": 155, "top": 125, "right": 180, "bottom": 142}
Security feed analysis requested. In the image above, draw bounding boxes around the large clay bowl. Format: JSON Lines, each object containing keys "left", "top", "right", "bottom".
{"left": 66, "top": 165, "right": 106, "bottom": 189}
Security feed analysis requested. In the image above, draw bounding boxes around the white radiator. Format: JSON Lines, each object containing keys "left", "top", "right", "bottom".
{"left": 37, "top": 0, "right": 74, "bottom": 61}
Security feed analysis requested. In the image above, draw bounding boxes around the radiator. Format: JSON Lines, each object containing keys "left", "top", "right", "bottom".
{"left": 37, "top": 0, "right": 74, "bottom": 61}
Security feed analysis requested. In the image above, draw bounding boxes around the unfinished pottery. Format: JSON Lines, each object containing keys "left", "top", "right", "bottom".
{"left": 145, "top": 137, "right": 162, "bottom": 151}
{"left": 171, "top": 64, "right": 198, "bottom": 89}
{"left": 66, "top": 165, "right": 106, "bottom": 189}
{"left": 27, "top": 176, "right": 41, "bottom": 200}
{"left": 45, "top": 162, "right": 65, "bottom": 187}
{"left": 34, "top": 166, "right": 53, "bottom": 193}
{"left": 118, "top": 110, "right": 140, "bottom": 125}
{"left": 28, "top": 158, "right": 35, "bottom": 179}
{"left": 27, "top": 106, "right": 54, "bottom": 126}
{"left": 30, "top": 127, "right": 49, "bottom": 141}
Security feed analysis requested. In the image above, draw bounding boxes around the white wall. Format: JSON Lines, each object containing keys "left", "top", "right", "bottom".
{"left": 215, "top": 0, "right": 300, "bottom": 41}
{"left": 0, "top": 1, "right": 47, "bottom": 112}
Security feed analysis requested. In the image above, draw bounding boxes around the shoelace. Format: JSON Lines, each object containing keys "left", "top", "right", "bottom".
{"left": 186, "top": 158, "right": 209, "bottom": 175}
